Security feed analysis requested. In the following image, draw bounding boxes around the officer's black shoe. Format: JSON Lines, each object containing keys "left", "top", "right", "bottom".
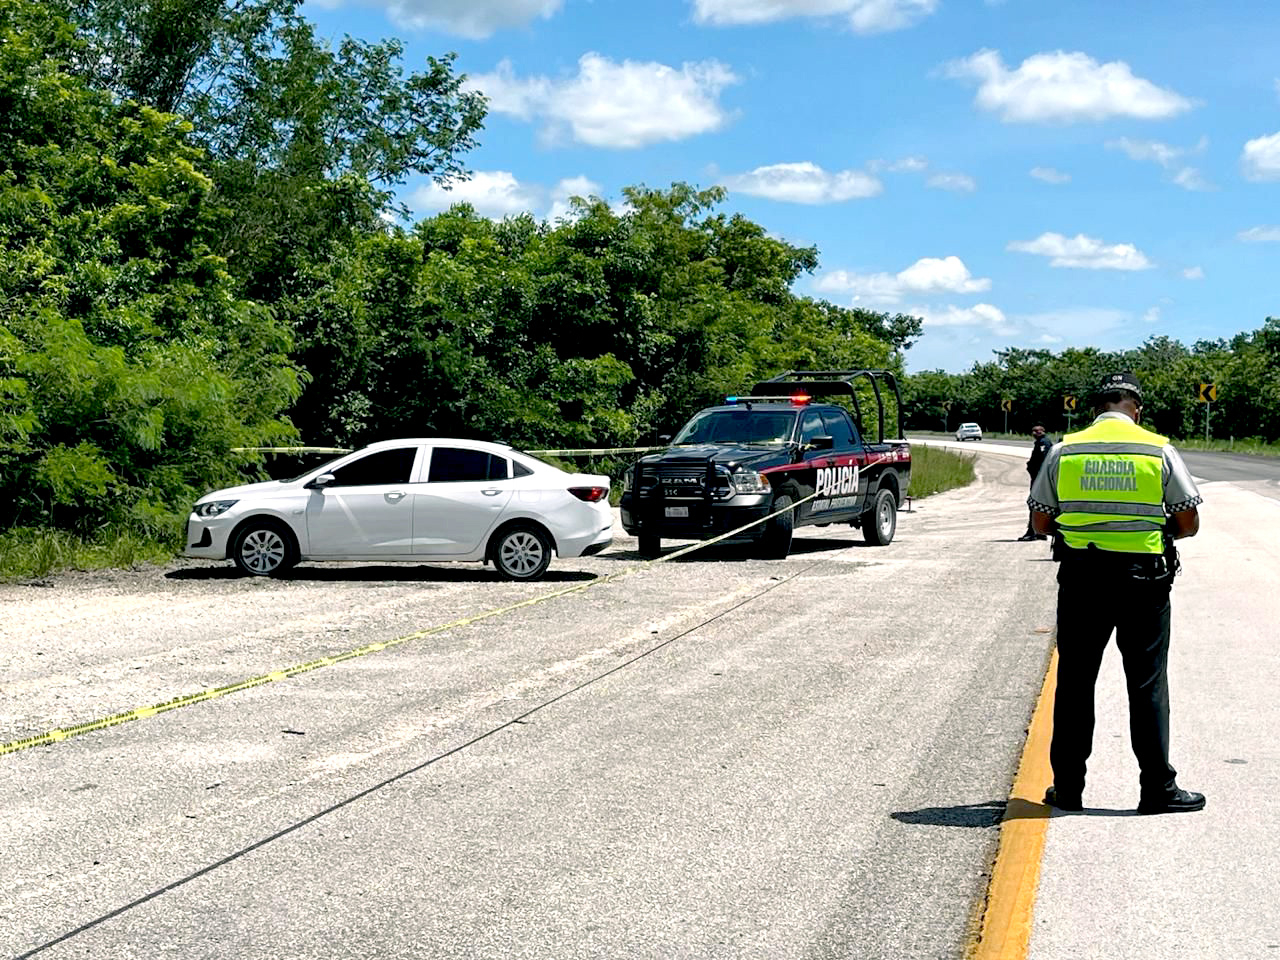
{"left": 1137, "top": 788, "right": 1206, "bottom": 815}
{"left": 1017, "top": 532, "right": 1039, "bottom": 541}
{"left": 1044, "top": 786, "right": 1083, "bottom": 811}
{"left": 1034, "top": 534, "right": 1049, "bottom": 540}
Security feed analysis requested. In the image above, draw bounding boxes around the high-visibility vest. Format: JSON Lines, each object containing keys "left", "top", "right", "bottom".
{"left": 1055, "top": 417, "right": 1168, "bottom": 555}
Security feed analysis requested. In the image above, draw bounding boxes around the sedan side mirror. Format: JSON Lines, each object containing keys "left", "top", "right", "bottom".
{"left": 305, "top": 473, "right": 336, "bottom": 490}
{"left": 657, "top": 434, "right": 672, "bottom": 445}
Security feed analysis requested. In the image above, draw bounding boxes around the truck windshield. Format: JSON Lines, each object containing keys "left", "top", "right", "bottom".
{"left": 672, "top": 409, "right": 797, "bottom": 445}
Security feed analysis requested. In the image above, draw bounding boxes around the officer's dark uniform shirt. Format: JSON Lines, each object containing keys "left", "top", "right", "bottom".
{"left": 1028, "top": 412, "right": 1202, "bottom": 521}
{"left": 1027, "top": 433, "right": 1053, "bottom": 480}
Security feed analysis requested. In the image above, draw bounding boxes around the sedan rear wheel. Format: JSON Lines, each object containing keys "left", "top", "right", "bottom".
{"left": 492, "top": 525, "right": 552, "bottom": 581}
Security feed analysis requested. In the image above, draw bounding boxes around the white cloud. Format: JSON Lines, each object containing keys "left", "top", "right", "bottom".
{"left": 1030, "top": 166, "right": 1071, "bottom": 184}
{"left": 408, "top": 171, "right": 606, "bottom": 221}
{"left": 870, "top": 155, "right": 929, "bottom": 173}
{"left": 1238, "top": 225, "right": 1280, "bottom": 243}
{"left": 722, "top": 162, "right": 882, "bottom": 204}
{"left": 1143, "top": 306, "right": 1161, "bottom": 324}
{"left": 1107, "top": 136, "right": 1214, "bottom": 191}
{"left": 1171, "top": 167, "right": 1213, "bottom": 191}
{"left": 691, "top": 0, "right": 939, "bottom": 33}
{"left": 944, "top": 49, "right": 1194, "bottom": 124}
{"left": 914, "top": 302, "right": 1014, "bottom": 334}
{"left": 410, "top": 171, "right": 542, "bottom": 218}
{"left": 1182, "top": 266, "right": 1205, "bottom": 279}
{"left": 890, "top": 155, "right": 929, "bottom": 172}
{"left": 1019, "top": 307, "right": 1131, "bottom": 339}
{"left": 547, "top": 176, "right": 604, "bottom": 222}
{"left": 466, "top": 54, "right": 739, "bottom": 148}
{"left": 1008, "top": 232, "right": 1154, "bottom": 270}
{"left": 926, "top": 172, "right": 977, "bottom": 192}
{"left": 386, "top": 0, "right": 562, "bottom": 38}
{"left": 817, "top": 255, "right": 991, "bottom": 304}
{"left": 1242, "top": 131, "right": 1280, "bottom": 181}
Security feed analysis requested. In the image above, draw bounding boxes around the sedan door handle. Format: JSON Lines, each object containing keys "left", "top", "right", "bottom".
{"left": 481, "top": 488, "right": 503, "bottom": 497}
{"left": 385, "top": 491, "right": 406, "bottom": 502}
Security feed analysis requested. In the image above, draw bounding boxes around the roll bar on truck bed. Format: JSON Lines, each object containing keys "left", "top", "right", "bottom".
{"left": 750, "top": 369, "right": 905, "bottom": 445}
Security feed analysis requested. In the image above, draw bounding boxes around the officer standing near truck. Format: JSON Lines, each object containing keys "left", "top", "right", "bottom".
{"left": 1028, "top": 372, "right": 1205, "bottom": 814}
{"left": 1017, "top": 424, "right": 1053, "bottom": 541}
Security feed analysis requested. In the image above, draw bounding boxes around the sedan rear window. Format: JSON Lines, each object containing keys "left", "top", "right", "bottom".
{"left": 428, "top": 448, "right": 509, "bottom": 482}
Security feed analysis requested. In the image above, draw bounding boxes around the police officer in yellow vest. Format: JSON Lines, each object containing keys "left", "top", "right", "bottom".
{"left": 1028, "top": 371, "right": 1205, "bottom": 814}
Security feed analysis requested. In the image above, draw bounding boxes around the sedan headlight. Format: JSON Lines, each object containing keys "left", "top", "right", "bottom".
{"left": 730, "top": 469, "right": 770, "bottom": 495}
{"left": 195, "top": 499, "right": 238, "bottom": 518}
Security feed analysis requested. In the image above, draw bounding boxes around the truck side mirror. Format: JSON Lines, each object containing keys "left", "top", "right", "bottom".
{"left": 807, "top": 435, "right": 834, "bottom": 451}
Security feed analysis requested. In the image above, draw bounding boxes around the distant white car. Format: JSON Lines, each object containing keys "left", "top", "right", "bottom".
{"left": 955, "top": 422, "right": 983, "bottom": 441}
{"left": 185, "top": 439, "right": 613, "bottom": 581}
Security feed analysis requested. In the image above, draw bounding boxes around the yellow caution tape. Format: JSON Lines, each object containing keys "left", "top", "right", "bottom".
{"left": 526, "top": 446, "right": 666, "bottom": 456}
{"left": 231, "top": 445, "right": 665, "bottom": 457}
{"left": 2, "top": 491, "right": 818, "bottom": 758}
{"left": 231, "top": 447, "right": 353, "bottom": 454}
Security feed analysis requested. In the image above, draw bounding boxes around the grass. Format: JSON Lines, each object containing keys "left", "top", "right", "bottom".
{"left": 0, "top": 526, "right": 175, "bottom": 581}
{"left": 1173, "top": 437, "right": 1280, "bottom": 456}
{"left": 908, "top": 444, "right": 976, "bottom": 499}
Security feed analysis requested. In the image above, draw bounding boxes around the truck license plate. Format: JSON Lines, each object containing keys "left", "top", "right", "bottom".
{"left": 665, "top": 506, "right": 689, "bottom": 518}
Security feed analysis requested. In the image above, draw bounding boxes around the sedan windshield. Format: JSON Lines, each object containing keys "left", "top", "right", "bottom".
{"left": 673, "top": 409, "right": 797, "bottom": 445}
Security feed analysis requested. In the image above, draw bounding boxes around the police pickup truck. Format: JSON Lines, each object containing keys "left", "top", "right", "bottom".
{"left": 620, "top": 370, "right": 911, "bottom": 559}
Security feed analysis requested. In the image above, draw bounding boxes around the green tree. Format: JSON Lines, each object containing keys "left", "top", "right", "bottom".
{"left": 62, "top": 0, "right": 487, "bottom": 302}
{"left": 0, "top": 0, "right": 300, "bottom": 532}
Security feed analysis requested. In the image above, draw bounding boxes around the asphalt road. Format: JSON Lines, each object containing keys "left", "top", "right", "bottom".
{"left": 0, "top": 445, "right": 1220, "bottom": 959}
{"left": 924, "top": 434, "right": 1280, "bottom": 488}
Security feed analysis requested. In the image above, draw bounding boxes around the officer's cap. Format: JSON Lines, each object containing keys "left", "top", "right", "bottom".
{"left": 1098, "top": 370, "right": 1143, "bottom": 400}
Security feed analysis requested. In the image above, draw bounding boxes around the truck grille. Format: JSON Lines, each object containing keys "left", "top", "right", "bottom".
{"left": 638, "top": 462, "right": 732, "bottom": 498}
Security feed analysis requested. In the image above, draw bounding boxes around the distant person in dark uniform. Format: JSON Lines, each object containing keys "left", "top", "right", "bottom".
{"left": 1017, "top": 425, "right": 1053, "bottom": 541}
{"left": 1028, "top": 371, "right": 1205, "bottom": 815}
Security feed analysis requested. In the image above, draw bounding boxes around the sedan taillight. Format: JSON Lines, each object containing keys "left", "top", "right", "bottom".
{"left": 569, "top": 486, "right": 609, "bottom": 502}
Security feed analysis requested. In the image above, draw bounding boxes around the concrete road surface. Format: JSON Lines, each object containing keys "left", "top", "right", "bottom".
{"left": 2, "top": 441, "right": 1276, "bottom": 959}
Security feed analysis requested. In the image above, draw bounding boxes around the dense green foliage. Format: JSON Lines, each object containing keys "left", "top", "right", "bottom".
{"left": 285, "top": 184, "right": 918, "bottom": 449}
{"left": 904, "top": 325, "right": 1280, "bottom": 442}
{"left": 1, "top": 0, "right": 300, "bottom": 533}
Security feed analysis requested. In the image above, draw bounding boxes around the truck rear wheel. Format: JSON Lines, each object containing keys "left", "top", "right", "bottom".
{"left": 757, "top": 494, "right": 794, "bottom": 560}
{"left": 862, "top": 487, "right": 897, "bottom": 546}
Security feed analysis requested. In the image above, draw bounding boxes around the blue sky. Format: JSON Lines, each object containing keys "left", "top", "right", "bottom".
{"left": 302, "top": 0, "right": 1280, "bottom": 372}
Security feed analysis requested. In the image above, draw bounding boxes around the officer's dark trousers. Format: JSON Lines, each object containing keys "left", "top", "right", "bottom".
{"left": 1050, "top": 565, "right": 1178, "bottom": 799}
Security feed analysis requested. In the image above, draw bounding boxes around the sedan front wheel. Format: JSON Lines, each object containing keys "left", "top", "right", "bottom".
{"left": 231, "top": 520, "right": 298, "bottom": 577}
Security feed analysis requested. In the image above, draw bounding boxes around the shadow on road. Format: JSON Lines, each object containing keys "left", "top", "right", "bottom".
{"left": 892, "top": 796, "right": 1137, "bottom": 827}
{"left": 164, "top": 565, "right": 598, "bottom": 584}
{"left": 603, "top": 537, "right": 868, "bottom": 563}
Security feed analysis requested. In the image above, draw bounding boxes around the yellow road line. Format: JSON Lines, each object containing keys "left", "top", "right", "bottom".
{"left": 2, "top": 494, "right": 816, "bottom": 758}
{"left": 968, "top": 647, "right": 1058, "bottom": 960}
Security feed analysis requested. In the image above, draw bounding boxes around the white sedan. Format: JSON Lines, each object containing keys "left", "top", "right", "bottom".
{"left": 185, "top": 439, "right": 613, "bottom": 581}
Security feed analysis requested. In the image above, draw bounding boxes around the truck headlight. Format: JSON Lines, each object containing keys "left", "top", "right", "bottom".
{"left": 195, "top": 499, "right": 238, "bottom": 518}
{"left": 730, "top": 470, "right": 770, "bottom": 495}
